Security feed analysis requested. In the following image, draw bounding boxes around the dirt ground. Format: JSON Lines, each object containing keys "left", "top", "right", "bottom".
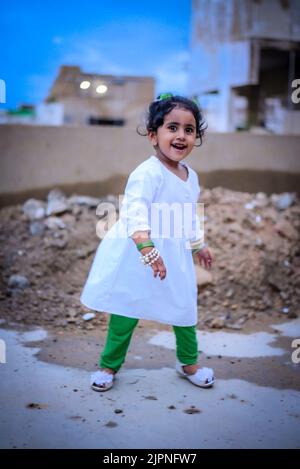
{"left": 0, "top": 186, "right": 299, "bottom": 334}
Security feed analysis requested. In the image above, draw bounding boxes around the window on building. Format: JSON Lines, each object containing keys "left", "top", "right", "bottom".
{"left": 88, "top": 117, "right": 125, "bottom": 126}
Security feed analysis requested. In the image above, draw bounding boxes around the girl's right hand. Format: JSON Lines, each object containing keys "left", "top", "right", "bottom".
{"left": 140, "top": 247, "right": 167, "bottom": 280}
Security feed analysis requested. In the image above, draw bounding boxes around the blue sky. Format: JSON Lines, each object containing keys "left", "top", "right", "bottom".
{"left": 0, "top": 0, "right": 192, "bottom": 109}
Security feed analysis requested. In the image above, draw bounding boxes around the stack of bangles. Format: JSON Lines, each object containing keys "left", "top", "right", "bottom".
{"left": 136, "top": 241, "right": 160, "bottom": 266}
{"left": 136, "top": 240, "right": 208, "bottom": 265}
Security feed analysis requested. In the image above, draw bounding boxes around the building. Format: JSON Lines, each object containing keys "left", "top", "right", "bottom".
{"left": 0, "top": 103, "right": 64, "bottom": 126}
{"left": 45, "top": 65, "right": 154, "bottom": 127}
{"left": 189, "top": 0, "right": 300, "bottom": 133}
{"left": 0, "top": 105, "right": 36, "bottom": 125}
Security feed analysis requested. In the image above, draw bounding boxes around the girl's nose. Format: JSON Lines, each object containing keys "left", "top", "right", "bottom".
{"left": 177, "top": 128, "right": 185, "bottom": 139}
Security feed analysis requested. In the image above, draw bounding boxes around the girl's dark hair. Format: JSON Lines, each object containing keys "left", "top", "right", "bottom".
{"left": 137, "top": 94, "right": 207, "bottom": 146}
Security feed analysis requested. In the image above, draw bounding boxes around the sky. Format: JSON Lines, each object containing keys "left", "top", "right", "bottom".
{"left": 0, "top": 0, "right": 192, "bottom": 109}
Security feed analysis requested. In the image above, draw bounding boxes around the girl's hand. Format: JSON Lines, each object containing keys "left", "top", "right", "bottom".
{"left": 195, "top": 246, "right": 213, "bottom": 270}
{"left": 140, "top": 247, "right": 167, "bottom": 280}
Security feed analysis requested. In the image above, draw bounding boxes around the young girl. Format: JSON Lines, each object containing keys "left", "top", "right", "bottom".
{"left": 80, "top": 93, "right": 214, "bottom": 392}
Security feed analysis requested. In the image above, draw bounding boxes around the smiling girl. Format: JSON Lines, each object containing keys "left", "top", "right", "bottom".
{"left": 81, "top": 93, "right": 215, "bottom": 392}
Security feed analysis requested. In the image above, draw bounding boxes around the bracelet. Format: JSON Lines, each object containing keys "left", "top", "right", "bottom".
{"left": 140, "top": 247, "right": 160, "bottom": 266}
{"left": 137, "top": 241, "right": 154, "bottom": 251}
{"left": 192, "top": 242, "right": 207, "bottom": 254}
{"left": 190, "top": 239, "right": 206, "bottom": 249}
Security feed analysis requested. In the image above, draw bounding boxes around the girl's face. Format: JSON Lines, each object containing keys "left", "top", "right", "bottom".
{"left": 148, "top": 107, "right": 197, "bottom": 163}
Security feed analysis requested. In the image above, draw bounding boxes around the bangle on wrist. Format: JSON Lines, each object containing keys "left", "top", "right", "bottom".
{"left": 137, "top": 241, "right": 154, "bottom": 251}
{"left": 192, "top": 242, "right": 207, "bottom": 254}
{"left": 140, "top": 247, "right": 160, "bottom": 265}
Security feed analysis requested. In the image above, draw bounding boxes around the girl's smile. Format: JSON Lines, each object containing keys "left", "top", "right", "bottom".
{"left": 148, "top": 107, "right": 197, "bottom": 169}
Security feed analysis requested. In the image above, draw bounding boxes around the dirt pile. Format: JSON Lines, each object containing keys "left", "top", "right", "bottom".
{"left": 0, "top": 187, "right": 299, "bottom": 331}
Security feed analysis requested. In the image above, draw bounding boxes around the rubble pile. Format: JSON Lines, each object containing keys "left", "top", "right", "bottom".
{"left": 0, "top": 187, "right": 299, "bottom": 331}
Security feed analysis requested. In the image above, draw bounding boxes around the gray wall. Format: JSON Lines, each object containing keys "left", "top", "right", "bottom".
{"left": 0, "top": 124, "right": 299, "bottom": 206}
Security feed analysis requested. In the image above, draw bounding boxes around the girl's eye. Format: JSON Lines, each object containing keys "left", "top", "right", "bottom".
{"left": 186, "top": 128, "right": 194, "bottom": 134}
{"left": 168, "top": 125, "right": 177, "bottom": 131}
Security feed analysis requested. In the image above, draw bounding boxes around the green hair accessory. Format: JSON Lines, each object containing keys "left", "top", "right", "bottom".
{"left": 155, "top": 92, "right": 173, "bottom": 102}
{"left": 155, "top": 93, "right": 199, "bottom": 107}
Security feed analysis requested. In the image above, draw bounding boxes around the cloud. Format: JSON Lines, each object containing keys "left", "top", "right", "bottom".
{"left": 61, "top": 38, "right": 125, "bottom": 75}
{"left": 154, "top": 50, "right": 190, "bottom": 95}
{"left": 26, "top": 19, "right": 190, "bottom": 104}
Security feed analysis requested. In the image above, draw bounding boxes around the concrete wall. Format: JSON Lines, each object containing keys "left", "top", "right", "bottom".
{"left": 0, "top": 124, "right": 299, "bottom": 206}
{"left": 191, "top": 0, "right": 300, "bottom": 44}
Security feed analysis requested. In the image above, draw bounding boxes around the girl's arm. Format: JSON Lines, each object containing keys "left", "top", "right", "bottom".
{"left": 130, "top": 230, "right": 151, "bottom": 245}
{"left": 120, "top": 167, "right": 166, "bottom": 280}
{"left": 194, "top": 246, "right": 213, "bottom": 270}
{"left": 130, "top": 230, "right": 167, "bottom": 280}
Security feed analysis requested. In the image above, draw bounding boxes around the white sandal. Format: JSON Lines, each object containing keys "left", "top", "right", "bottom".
{"left": 90, "top": 370, "right": 115, "bottom": 392}
{"left": 175, "top": 360, "right": 215, "bottom": 388}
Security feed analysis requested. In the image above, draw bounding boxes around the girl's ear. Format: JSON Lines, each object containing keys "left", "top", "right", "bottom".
{"left": 148, "top": 130, "right": 158, "bottom": 147}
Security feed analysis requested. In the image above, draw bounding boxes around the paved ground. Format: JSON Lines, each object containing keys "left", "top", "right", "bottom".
{"left": 0, "top": 318, "right": 300, "bottom": 449}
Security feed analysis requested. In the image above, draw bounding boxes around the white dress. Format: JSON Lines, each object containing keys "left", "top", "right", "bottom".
{"left": 80, "top": 155, "right": 203, "bottom": 326}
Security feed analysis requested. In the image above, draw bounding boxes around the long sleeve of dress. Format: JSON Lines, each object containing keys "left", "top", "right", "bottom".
{"left": 119, "top": 167, "right": 160, "bottom": 238}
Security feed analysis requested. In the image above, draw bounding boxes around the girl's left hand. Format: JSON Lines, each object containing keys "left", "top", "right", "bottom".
{"left": 195, "top": 247, "right": 213, "bottom": 269}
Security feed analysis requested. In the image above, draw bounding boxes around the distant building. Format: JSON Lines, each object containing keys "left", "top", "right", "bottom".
{"left": 0, "top": 105, "right": 36, "bottom": 125}
{"left": 0, "top": 103, "right": 64, "bottom": 126}
{"left": 189, "top": 0, "right": 300, "bottom": 134}
{"left": 45, "top": 65, "right": 155, "bottom": 127}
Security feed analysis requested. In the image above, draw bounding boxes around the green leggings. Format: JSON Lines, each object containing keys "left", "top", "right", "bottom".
{"left": 99, "top": 314, "right": 199, "bottom": 372}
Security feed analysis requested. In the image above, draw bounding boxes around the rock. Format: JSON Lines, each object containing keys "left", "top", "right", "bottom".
{"left": 195, "top": 265, "right": 213, "bottom": 287}
{"left": 247, "top": 312, "right": 256, "bottom": 319}
{"left": 68, "top": 195, "right": 101, "bottom": 208}
{"left": 225, "top": 322, "right": 243, "bottom": 330}
{"left": 67, "top": 317, "right": 77, "bottom": 323}
{"left": 255, "top": 238, "right": 265, "bottom": 248}
{"left": 67, "top": 309, "right": 78, "bottom": 319}
{"left": 75, "top": 247, "right": 95, "bottom": 259}
{"left": 72, "top": 205, "right": 82, "bottom": 216}
{"left": 46, "top": 188, "right": 70, "bottom": 216}
{"left": 44, "top": 236, "right": 68, "bottom": 249}
{"left": 82, "top": 312, "right": 96, "bottom": 321}
{"left": 271, "top": 193, "right": 296, "bottom": 211}
{"left": 46, "top": 199, "right": 70, "bottom": 217}
{"left": 47, "top": 188, "right": 66, "bottom": 201}
{"left": 208, "top": 316, "right": 226, "bottom": 328}
{"left": 262, "top": 292, "right": 272, "bottom": 307}
{"left": 244, "top": 200, "right": 257, "bottom": 210}
{"left": 225, "top": 288, "right": 234, "bottom": 298}
{"left": 8, "top": 274, "right": 30, "bottom": 289}
{"left": 255, "top": 192, "right": 269, "bottom": 208}
{"left": 44, "top": 217, "right": 67, "bottom": 230}
{"left": 274, "top": 220, "right": 298, "bottom": 241}
{"left": 22, "top": 199, "right": 46, "bottom": 221}
{"left": 114, "top": 409, "right": 123, "bottom": 414}
{"left": 228, "top": 222, "right": 244, "bottom": 233}
{"left": 84, "top": 323, "right": 95, "bottom": 330}
{"left": 30, "top": 221, "right": 45, "bottom": 236}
